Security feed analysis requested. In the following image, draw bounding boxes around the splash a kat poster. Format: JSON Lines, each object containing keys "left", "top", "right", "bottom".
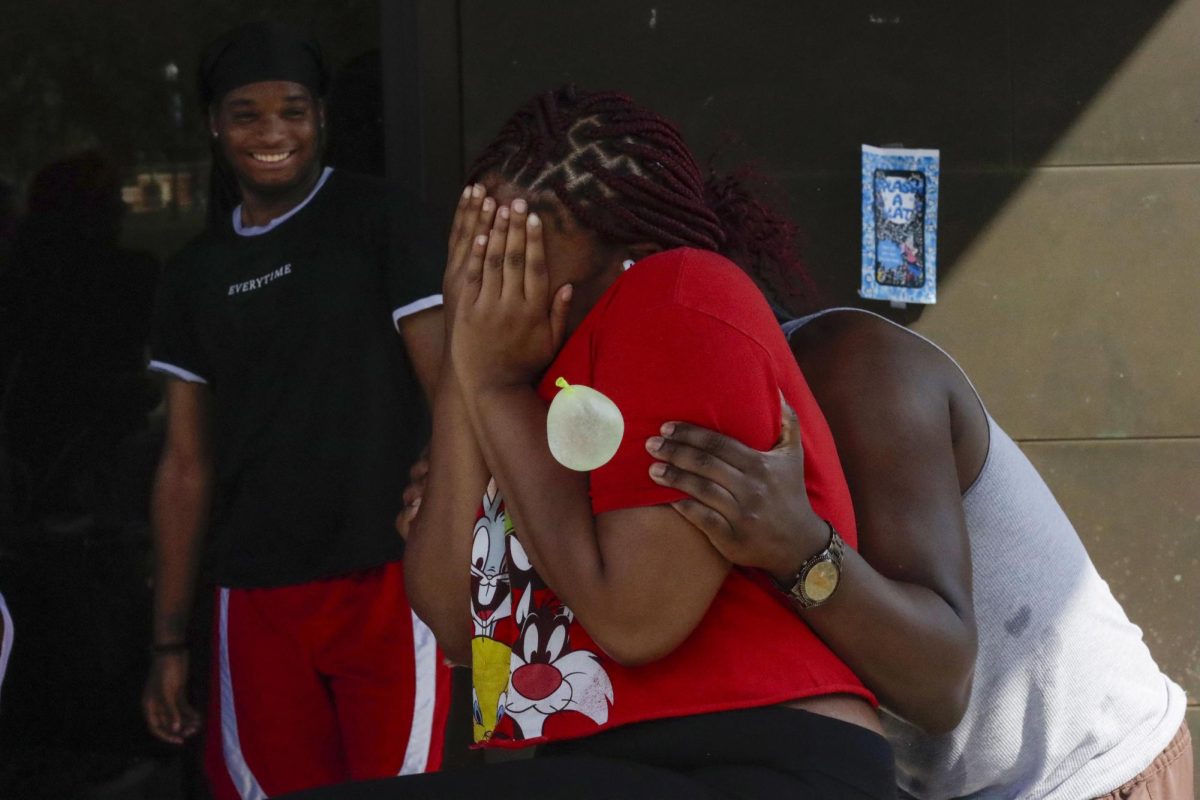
{"left": 860, "top": 145, "right": 939, "bottom": 305}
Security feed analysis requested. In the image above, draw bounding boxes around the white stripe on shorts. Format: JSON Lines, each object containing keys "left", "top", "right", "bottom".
{"left": 219, "top": 588, "right": 268, "bottom": 800}
{"left": 398, "top": 610, "right": 439, "bottom": 775}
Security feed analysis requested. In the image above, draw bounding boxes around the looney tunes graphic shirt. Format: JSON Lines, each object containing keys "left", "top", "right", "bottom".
{"left": 468, "top": 249, "right": 874, "bottom": 749}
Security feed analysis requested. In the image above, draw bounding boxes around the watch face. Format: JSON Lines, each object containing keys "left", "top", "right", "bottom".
{"left": 803, "top": 559, "right": 840, "bottom": 603}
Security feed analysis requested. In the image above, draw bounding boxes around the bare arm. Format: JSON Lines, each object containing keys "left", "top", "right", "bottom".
{"left": 799, "top": 320, "right": 976, "bottom": 731}
{"left": 403, "top": 185, "right": 492, "bottom": 664}
{"left": 649, "top": 317, "right": 977, "bottom": 733}
{"left": 399, "top": 306, "right": 444, "bottom": 403}
{"left": 403, "top": 367, "right": 488, "bottom": 665}
{"left": 471, "top": 385, "right": 730, "bottom": 666}
{"left": 142, "top": 378, "right": 212, "bottom": 743}
{"left": 451, "top": 205, "right": 730, "bottom": 667}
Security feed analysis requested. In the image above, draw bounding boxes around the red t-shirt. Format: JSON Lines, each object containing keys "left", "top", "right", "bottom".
{"left": 469, "top": 248, "right": 874, "bottom": 748}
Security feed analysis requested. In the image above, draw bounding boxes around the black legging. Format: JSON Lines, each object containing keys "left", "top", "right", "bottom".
{"left": 281, "top": 706, "right": 897, "bottom": 799}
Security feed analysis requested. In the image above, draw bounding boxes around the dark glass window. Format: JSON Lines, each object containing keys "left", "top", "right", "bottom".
{"left": 0, "top": 4, "right": 380, "bottom": 796}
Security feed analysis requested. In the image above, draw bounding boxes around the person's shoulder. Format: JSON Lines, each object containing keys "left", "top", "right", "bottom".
{"left": 317, "top": 168, "right": 379, "bottom": 206}
{"left": 794, "top": 308, "right": 908, "bottom": 351}
{"left": 325, "top": 169, "right": 414, "bottom": 205}
{"left": 325, "top": 170, "right": 428, "bottom": 226}
{"left": 326, "top": 168, "right": 385, "bottom": 192}
{"left": 633, "top": 247, "right": 755, "bottom": 288}
{"left": 164, "top": 226, "right": 226, "bottom": 277}
{"left": 617, "top": 247, "right": 768, "bottom": 322}
{"left": 792, "top": 309, "right": 963, "bottom": 406}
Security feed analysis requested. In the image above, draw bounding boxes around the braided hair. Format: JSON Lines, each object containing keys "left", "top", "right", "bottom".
{"left": 467, "top": 86, "right": 819, "bottom": 314}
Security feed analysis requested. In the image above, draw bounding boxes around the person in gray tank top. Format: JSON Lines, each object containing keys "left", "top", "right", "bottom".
{"left": 643, "top": 307, "right": 1191, "bottom": 800}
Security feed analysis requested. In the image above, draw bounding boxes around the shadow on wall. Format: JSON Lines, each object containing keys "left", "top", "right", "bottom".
{"left": 451, "top": 0, "right": 1179, "bottom": 321}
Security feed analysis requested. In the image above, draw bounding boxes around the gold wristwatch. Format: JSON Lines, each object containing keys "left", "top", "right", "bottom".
{"left": 771, "top": 520, "right": 845, "bottom": 608}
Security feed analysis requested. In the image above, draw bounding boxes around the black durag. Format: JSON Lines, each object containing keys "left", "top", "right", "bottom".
{"left": 198, "top": 21, "right": 329, "bottom": 225}
{"left": 198, "top": 21, "right": 328, "bottom": 107}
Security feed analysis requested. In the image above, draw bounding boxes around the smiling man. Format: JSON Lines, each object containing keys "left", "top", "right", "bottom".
{"left": 141, "top": 22, "right": 449, "bottom": 799}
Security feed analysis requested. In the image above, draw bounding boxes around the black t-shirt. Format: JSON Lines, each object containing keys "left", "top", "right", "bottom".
{"left": 150, "top": 169, "right": 441, "bottom": 587}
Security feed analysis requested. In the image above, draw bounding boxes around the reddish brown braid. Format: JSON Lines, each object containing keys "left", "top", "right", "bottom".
{"left": 467, "top": 85, "right": 820, "bottom": 314}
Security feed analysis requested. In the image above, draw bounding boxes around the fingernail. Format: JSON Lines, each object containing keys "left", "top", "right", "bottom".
{"left": 649, "top": 463, "right": 667, "bottom": 478}
{"left": 660, "top": 422, "right": 676, "bottom": 437}
{"left": 499, "top": 206, "right": 510, "bottom": 220}
{"left": 646, "top": 436, "right": 664, "bottom": 453}
{"left": 462, "top": 185, "right": 472, "bottom": 198}
{"left": 512, "top": 198, "right": 527, "bottom": 214}
{"left": 562, "top": 283, "right": 573, "bottom": 300}
{"left": 471, "top": 185, "right": 483, "bottom": 198}
{"left": 476, "top": 234, "right": 488, "bottom": 247}
{"left": 528, "top": 213, "right": 541, "bottom": 228}
{"left": 483, "top": 197, "right": 494, "bottom": 211}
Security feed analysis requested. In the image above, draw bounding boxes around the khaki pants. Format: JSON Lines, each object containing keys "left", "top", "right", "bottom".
{"left": 1093, "top": 721, "right": 1194, "bottom": 800}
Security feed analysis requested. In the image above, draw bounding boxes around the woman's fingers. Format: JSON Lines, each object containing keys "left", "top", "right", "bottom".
{"left": 523, "top": 212, "right": 549, "bottom": 303}
{"left": 456, "top": 190, "right": 494, "bottom": 291}
{"left": 549, "top": 283, "right": 573, "bottom": 352}
{"left": 479, "top": 205, "right": 508, "bottom": 302}
{"left": 470, "top": 195, "right": 497, "bottom": 254}
{"left": 447, "top": 184, "right": 472, "bottom": 252}
{"left": 461, "top": 232, "right": 489, "bottom": 302}
{"left": 448, "top": 184, "right": 484, "bottom": 273}
{"left": 653, "top": 421, "right": 759, "bottom": 474}
{"left": 501, "top": 198, "right": 528, "bottom": 303}
{"left": 647, "top": 442, "right": 744, "bottom": 519}
{"left": 668, "top": 497, "right": 737, "bottom": 550}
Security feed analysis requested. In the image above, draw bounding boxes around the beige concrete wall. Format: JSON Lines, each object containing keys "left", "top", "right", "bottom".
{"left": 909, "top": 0, "right": 1200, "bottom": 762}
{"left": 454, "top": 0, "right": 1199, "bottom": 781}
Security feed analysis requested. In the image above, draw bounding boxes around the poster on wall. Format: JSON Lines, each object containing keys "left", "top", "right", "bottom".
{"left": 860, "top": 144, "right": 940, "bottom": 305}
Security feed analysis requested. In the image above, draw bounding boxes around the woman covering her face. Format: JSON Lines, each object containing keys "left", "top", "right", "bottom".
{"left": 289, "top": 86, "right": 895, "bottom": 800}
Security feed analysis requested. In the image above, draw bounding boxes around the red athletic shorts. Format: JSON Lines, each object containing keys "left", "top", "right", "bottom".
{"left": 203, "top": 561, "right": 451, "bottom": 799}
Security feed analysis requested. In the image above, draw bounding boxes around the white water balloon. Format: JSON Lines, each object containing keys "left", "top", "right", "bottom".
{"left": 546, "top": 378, "right": 624, "bottom": 471}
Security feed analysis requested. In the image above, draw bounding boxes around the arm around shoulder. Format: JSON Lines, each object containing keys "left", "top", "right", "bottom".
{"left": 793, "top": 313, "right": 978, "bottom": 732}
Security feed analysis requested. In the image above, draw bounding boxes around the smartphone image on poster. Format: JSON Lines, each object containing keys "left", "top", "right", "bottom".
{"left": 873, "top": 169, "right": 926, "bottom": 289}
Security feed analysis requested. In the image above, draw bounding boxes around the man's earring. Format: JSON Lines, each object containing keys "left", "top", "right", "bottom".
{"left": 622, "top": 258, "right": 635, "bottom": 271}
{"left": 211, "top": 130, "right": 218, "bottom": 139}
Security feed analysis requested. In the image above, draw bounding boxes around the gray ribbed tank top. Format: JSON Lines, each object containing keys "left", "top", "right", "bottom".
{"left": 786, "top": 309, "right": 1185, "bottom": 799}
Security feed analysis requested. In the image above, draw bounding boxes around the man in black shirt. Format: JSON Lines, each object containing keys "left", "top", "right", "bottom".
{"left": 141, "top": 23, "right": 449, "bottom": 798}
